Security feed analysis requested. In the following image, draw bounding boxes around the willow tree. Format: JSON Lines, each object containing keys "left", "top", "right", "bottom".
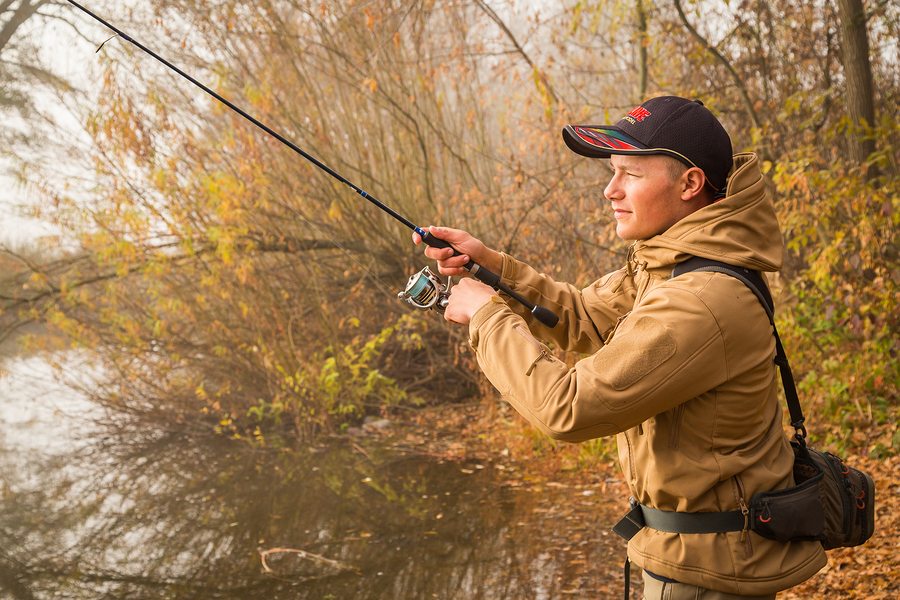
{"left": 7, "top": 1, "right": 591, "bottom": 441}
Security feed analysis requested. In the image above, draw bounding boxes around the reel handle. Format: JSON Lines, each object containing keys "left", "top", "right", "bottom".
{"left": 418, "top": 229, "right": 559, "bottom": 328}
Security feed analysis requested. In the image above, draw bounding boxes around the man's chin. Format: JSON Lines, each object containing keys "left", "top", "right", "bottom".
{"left": 615, "top": 225, "right": 637, "bottom": 241}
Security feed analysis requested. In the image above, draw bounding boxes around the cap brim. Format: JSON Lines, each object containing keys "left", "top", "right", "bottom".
{"left": 562, "top": 125, "right": 701, "bottom": 172}
{"left": 562, "top": 125, "right": 646, "bottom": 158}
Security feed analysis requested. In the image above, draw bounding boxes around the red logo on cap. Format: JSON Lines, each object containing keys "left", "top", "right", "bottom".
{"left": 627, "top": 106, "right": 651, "bottom": 122}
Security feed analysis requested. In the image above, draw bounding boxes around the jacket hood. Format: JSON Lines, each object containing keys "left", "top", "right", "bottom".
{"left": 634, "top": 153, "right": 784, "bottom": 273}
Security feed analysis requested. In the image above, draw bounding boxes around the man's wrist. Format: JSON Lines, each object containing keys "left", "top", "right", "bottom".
{"left": 468, "top": 295, "right": 507, "bottom": 345}
{"left": 484, "top": 249, "right": 503, "bottom": 275}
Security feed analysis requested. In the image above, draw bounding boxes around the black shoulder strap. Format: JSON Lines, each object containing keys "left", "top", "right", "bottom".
{"left": 672, "top": 257, "right": 807, "bottom": 440}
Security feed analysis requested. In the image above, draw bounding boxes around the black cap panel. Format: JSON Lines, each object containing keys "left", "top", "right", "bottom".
{"left": 563, "top": 96, "right": 733, "bottom": 192}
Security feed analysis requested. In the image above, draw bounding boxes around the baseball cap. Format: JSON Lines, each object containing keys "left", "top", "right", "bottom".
{"left": 562, "top": 96, "right": 733, "bottom": 193}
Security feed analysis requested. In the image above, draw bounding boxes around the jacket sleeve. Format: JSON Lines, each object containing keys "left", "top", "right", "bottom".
{"left": 495, "top": 252, "right": 637, "bottom": 353}
{"left": 468, "top": 279, "right": 729, "bottom": 442}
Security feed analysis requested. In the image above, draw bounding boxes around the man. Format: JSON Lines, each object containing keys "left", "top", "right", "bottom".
{"left": 414, "top": 96, "right": 825, "bottom": 598}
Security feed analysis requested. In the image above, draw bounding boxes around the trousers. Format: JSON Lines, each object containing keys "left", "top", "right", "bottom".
{"left": 642, "top": 572, "right": 777, "bottom": 600}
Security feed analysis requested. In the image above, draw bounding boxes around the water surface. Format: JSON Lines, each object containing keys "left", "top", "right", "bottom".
{"left": 0, "top": 354, "right": 630, "bottom": 599}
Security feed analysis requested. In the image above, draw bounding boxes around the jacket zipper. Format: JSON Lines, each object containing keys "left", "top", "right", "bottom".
{"left": 513, "top": 325, "right": 552, "bottom": 376}
{"left": 668, "top": 404, "right": 685, "bottom": 449}
{"left": 734, "top": 475, "right": 753, "bottom": 556}
{"left": 603, "top": 312, "right": 631, "bottom": 345}
{"left": 623, "top": 428, "right": 636, "bottom": 483}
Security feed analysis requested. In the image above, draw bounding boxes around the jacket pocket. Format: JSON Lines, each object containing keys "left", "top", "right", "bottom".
{"left": 619, "top": 429, "right": 637, "bottom": 485}
{"left": 733, "top": 475, "right": 753, "bottom": 556}
{"left": 593, "top": 315, "right": 677, "bottom": 394}
{"left": 668, "top": 403, "right": 686, "bottom": 449}
{"left": 602, "top": 312, "right": 630, "bottom": 345}
{"left": 513, "top": 324, "right": 552, "bottom": 376}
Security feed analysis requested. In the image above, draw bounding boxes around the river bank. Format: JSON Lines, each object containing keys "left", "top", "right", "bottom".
{"left": 431, "top": 404, "right": 900, "bottom": 600}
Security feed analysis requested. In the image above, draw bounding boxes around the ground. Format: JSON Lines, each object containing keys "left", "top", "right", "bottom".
{"left": 403, "top": 402, "right": 900, "bottom": 599}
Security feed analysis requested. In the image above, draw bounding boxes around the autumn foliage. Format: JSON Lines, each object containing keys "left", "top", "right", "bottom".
{"left": 1, "top": 1, "right": 896, "bottom": 451}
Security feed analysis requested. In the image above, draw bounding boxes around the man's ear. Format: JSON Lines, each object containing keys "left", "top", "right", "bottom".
{"left": 681, "top": 167, "right": 707, "bottom": 201}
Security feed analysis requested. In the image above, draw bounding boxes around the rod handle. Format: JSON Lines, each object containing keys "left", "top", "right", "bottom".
{"left": 418, "top": 230, "right": 559, "bottom": 328}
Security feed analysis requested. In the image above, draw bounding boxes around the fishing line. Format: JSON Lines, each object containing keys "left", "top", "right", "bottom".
{"left": 95, "top": 34, "right": 117, "bottom": 53}
{"left": 65, "top": 0, "right": 559, "bottom": 328}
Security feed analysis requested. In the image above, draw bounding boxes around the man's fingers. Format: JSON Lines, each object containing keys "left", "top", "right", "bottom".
{"left": 437, "top": 254, "right": 471, "bottom": 275}
{"left": 417, "top": 226, "right": 481, "bottom": 278}
{"left": 429, "top": 226, "right": 468, "bottom": 243}
{"left": 424, "top": 246, "right": 458, "bottom": 261}
{"left": 437, "top": 263, "right": 467, "bottom": 276}
{"left": 434, "top": 254, "right": 469, "bottom": 269}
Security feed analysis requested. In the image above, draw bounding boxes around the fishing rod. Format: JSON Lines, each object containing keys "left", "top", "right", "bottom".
{"left": 65, "top": 0, "right": 559, "bottom": 328}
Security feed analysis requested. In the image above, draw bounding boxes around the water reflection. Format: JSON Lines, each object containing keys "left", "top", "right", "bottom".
{"left": 0, "top": 355, "right": 628, "bottom": 599}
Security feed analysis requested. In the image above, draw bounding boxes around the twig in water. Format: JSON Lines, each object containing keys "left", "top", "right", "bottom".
{"left": 258, "top": 547, "right": 360, "bottom": 577}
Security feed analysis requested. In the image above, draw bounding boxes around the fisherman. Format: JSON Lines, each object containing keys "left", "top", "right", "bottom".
{"left": 414, "top": 96, "right": 826, "bottom": 599}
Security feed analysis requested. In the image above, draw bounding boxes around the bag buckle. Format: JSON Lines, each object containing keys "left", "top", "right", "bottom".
{"left": 613, "top": 497, "right": 645, "bottom": 541}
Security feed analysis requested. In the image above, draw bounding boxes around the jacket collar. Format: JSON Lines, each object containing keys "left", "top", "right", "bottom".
{"left": 632, "top": 153, "right": 784, "bottom": 275}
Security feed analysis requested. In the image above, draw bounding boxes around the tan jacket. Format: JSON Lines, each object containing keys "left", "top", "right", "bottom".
{"left": 468, "top": 154, "right": 826, "bottom": 594}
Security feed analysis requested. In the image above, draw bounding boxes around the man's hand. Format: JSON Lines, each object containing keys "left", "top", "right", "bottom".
{"left": 443, "top": 278, "right": 497, "bottom": 325}
{"left": 412, "top": 226, "right": 503, "bottom": 277}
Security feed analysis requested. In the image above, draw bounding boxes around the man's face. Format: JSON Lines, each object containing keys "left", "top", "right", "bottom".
{"left": 604, "top": 154, "right": 687, "bottom": 241}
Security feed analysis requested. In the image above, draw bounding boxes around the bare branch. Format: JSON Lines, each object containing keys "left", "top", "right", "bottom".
{"left": 672, "top": 0, "right": 761, "bottom": 131}
{"left": 474, "top": 0, "right": 558, "bottom": 105}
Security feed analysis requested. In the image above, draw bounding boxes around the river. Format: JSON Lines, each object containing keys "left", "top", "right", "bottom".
{"left": 0, "top": 352, "right": 632, "bottom": 599}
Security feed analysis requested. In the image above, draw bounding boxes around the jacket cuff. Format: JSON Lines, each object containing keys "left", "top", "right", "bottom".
{"left": 468, "top": 295, "right": 508, "bottom": 349}
{"left": 499, "top": 252, "right": 520, "bottom": 289}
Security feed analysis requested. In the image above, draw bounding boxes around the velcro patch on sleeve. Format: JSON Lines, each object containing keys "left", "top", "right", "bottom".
{"left": 593, "top": 316, "right": 677, "bottom": 391}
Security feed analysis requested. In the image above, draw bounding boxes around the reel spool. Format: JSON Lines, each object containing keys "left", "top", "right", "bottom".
{"left": 398, "top": 266, "right": 450, "bottom": 312}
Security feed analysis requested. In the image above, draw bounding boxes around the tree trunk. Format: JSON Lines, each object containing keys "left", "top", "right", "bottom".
{"left": 0, "top": 0, "right": 47, "bottom": 53}
{"left": 836, "top": 0, "right": 878, "bottom": 178}
{"left": 636, "top": 0, "right": 648, "bottom": 100}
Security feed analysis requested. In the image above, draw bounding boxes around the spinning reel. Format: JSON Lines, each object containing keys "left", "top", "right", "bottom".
{"left": 398, "top": 266, "right": 451, "bottom": 312}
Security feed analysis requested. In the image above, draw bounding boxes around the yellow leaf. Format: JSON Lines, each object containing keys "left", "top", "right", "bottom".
{"left": 328, "top": 200, "right": 343, "bottom": 221}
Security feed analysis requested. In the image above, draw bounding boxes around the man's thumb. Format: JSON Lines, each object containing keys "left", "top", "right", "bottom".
{"left": 430, "top": 226, "right": 461, "bottom": 240}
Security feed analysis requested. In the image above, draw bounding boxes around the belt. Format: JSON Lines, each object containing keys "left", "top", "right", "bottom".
{"left": 614, "top": 498, "right": 746, "bottom": 541}
{"left": 615, "top": 499, "right": 747, "bottom": 600}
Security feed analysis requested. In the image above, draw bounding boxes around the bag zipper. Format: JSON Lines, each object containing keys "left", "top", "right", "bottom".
{"left": 824, "top": 452, "right": 854, "bottom": 536}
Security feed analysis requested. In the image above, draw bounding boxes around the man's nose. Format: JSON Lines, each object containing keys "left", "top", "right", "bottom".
{"left": 604, "top": 176, "right": 621, "bottom": 201}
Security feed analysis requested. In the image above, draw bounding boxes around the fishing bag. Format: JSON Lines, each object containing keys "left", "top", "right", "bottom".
{"left": 671, "top": 258, "right": 876, "bottom": 549}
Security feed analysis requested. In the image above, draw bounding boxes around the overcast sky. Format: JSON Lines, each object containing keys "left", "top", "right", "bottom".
{"left": 1, "top": 1, "right": 536, "bottom": 248}
{"left": 1, "top": 2, "right": 101, "bottom": 248}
